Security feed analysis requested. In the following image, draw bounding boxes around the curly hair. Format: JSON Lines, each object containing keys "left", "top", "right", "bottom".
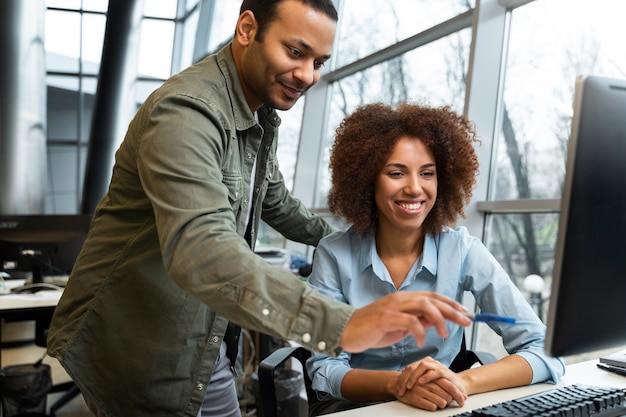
{"left": 327, "top": 102, "right": 480, "bottom": 236}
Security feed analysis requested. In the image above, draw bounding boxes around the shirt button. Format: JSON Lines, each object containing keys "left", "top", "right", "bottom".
{"left": 247, "top": 152, "right": 253, "bottom": 159}
{"left": 302, "top": 333, "right": 311, "bottom": 343}
{"left": 196, "top": 383, "right": 205, "bottom": 391}
{"left": 262, "top": 308, "right": 270, "bottom": 316}
{"left": 317, "top": 341, "right": 327, "bottom": 351}
{"left": 265, "top": 145, "right": 270, "bottom": 151}
{"left": 211, "top": 336, "right": 219, "bottom": 343}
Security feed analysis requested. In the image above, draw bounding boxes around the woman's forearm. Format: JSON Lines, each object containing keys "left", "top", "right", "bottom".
{"left": 341, "top": 369, "right": 400, "bottom": 402}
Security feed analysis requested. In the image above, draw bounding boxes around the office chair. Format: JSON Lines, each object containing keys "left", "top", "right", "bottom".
{"left": 257, "top": 336, "right": 496, "bottom": 417}
{"left": 257, "top": 345, "right": 313, "bottom": 417}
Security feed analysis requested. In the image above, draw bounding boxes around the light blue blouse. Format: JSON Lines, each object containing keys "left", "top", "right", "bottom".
{"left": 306, "top": 226, "right": 565, "bottom": 400}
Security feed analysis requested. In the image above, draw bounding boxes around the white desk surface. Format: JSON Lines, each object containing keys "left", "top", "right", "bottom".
{"left": 0, "top": 279, "right": 62, "bottom": 311}
{"left": 326, "top": 359, "right": 626, "bottom": 416}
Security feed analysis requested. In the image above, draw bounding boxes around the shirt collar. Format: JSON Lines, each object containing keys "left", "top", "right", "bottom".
{"left": 357, "top": 228, "right": 439, "bottom": 277}
{"left": 357, "top": 229, "right": 376, "bottom": 273}
{"left": 422, "top": 233, "right": 439, "bottom": 276}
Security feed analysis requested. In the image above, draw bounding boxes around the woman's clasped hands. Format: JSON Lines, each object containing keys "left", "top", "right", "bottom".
{"left": 395, "top": 357, "right": 469, "bottom": 411}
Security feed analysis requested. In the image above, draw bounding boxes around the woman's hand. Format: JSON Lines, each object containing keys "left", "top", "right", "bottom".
{"left": 395, "top": 357, "right": 468, "bottom": 410}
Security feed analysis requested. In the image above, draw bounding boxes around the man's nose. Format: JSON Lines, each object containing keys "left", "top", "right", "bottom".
{"left": 293, "top": 62, "right": 317, "bottom": 87}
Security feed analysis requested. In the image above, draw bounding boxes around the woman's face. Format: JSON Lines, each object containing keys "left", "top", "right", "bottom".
{"left": 374, "top": 136, "right": 437, "bottom": 235}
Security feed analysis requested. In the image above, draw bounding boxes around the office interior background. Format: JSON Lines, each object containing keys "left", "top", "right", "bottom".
{"left": 1, "top": 0, "right": 625, "bottom": 358}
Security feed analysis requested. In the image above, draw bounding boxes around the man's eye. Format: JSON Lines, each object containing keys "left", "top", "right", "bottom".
{"left": 289, "top": 47, "right": 302, "bottom": 57}
{"left": 314, "top": 61, "right": 325, "bottom": 70}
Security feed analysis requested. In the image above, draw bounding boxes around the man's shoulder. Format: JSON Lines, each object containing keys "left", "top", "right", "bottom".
{"left": 161, "top": 55, "right": 228, "bottom": 101}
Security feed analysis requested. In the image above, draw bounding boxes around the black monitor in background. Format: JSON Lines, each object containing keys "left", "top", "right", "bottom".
{"left": 545, "top": 75, "right": 626, "bottom": 357}
{"left": 0, "top": 214, "right": 92, "bottom": 281}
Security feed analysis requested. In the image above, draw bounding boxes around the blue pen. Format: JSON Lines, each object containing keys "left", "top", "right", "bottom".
{"left": 463, "top": 311, "right": 516, "bottom": 324}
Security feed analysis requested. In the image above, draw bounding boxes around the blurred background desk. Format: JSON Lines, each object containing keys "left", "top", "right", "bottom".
{"left": 0, "top": 279, "right": 62, "bottom": 365}
{"left": 325, "top": 359, "right": 626, "bottom": 416}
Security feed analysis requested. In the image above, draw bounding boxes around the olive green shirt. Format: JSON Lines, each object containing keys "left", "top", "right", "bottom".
{"left": 47, "top": 44, "right": 353, "bottom": 417}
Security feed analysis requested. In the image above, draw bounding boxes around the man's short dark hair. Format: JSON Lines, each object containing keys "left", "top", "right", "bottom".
{"left": 239, "top": 0, "right": 338, "bottom": 42}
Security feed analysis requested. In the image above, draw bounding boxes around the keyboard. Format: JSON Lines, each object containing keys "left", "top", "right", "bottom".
{"left": 453, "top": 384, "right": 626, "bottom": 417}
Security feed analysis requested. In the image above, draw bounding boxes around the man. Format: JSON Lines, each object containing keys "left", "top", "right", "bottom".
{"left": 47, "top": 1, "right": 470, "bottom": 416}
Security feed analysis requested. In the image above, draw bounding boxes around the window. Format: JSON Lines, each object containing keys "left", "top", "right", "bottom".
{"left": 334, "top": 0, "right": 474, "bottom": 69}
{"left": 485, "top": 0, "right": 626, "bottom": 306}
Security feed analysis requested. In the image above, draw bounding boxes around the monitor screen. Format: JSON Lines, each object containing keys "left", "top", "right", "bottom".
{"left": 0, "top": 214, "right": 92, "bottom": 279}
{"left": 545, "top": 75, "right": 626, "bottom": 357}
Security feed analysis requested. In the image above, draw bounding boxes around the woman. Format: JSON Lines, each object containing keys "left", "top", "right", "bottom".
{"left": 306, "top": 102, "right": 565, "bottom": 415}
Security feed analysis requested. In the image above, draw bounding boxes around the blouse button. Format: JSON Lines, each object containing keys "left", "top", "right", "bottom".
{"left": 262, "top": 308, "right": 270, "bottom": 316}
{"left": 302, "top": 333, "right": 311, "bottom": 343}
{"left": 317, "top": 341, "right": 327, "bottom": 351}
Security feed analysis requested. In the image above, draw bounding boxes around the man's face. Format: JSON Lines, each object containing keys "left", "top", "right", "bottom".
{"left": 240, "top": 0, "right": 336, "bottom": 111}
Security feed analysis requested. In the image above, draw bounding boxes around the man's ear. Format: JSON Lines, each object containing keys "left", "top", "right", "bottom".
{"left": 234, "top": 10, "right": 257, "bottom": 46}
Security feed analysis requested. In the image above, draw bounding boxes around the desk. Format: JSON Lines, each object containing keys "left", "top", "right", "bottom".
{"left": 326, "top": 359, "right": 626, "bottom": 416}
{"left": 0, "top": 280, "right": 62, "bottom": 365}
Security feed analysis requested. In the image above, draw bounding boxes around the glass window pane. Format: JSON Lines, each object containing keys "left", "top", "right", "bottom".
{"left": 177, "top": 8, "right": 199, "bottom": 69}
{"left": 138, "top": 19, "right": 175, "bottom": 78}
{"left": 208, "top": 0, "right": 241, "bottom": 52}
{"left": 47, "top": 76, "right": 80, "bottom": 142}
{"left": 45, "top": 10, "right": 81, "bottom": 72}
{"left": 476, "top": 213, "right": 559, "bottom": 357}
{"left": 46, "top": 0, "right": 81, "bottom": 9}
{"left": 186, "top": 0, "right": 200, "bottom": 13}
{"left": 135, "top": 80, "right": 165, "bottom": 106}
{"left": 143, "top": 0, "right": 178, "bottom": 19}
{"left": 478, "top": 212, "right": 558, "bottom": 355}
{"left": 484, "top": 213, "right": 558, "bottom": 297}
{"left": 316, "top": 29, "right": 471, "bottom": 206}
{"left": 81, "top": 77, "right": 98, "bottom": 143}
{"left": 81, "top": 13, "right": 106, "bottom": 74}
{"left": 47, "top": 75, "right": 97, "bottom": 144}
{"left": 276, "top": 99, "right": 305, "bottom": 192}
{"left": 45, "top": 142, "right": 88, "bottom": 215}
{"left": 492, "top": 0, "right": 626, "bottom": 201}
{"left": 82, "top": 0, "right": 108, "bottom": 13}
{"left": 334, "top": 0, "right": 473, "bottom": 68}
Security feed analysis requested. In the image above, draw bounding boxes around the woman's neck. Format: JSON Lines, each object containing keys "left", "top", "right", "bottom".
{"left": 375, "top": 227, "right": 425, "bottom": 288}
{"left": 375, "top": 227, "right": 425, "bottom": 258}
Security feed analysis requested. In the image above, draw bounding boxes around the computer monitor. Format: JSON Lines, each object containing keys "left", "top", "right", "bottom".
{"left": 0, "top": 214, "right": 92, "bottom": 280}
{"left": 545, "top": 75, "right": 626, "bottom": 357}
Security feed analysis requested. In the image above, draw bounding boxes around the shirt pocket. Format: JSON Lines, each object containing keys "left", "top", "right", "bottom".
{"left": 222, "top": 171, "right": 243, "bottom": 209}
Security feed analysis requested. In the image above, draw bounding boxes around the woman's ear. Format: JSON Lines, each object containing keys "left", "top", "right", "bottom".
{"left": 234, "top": 10, "right": 257, "bottom": 46}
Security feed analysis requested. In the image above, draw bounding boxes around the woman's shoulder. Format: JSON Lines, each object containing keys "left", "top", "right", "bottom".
{"left": 319, "top": 226, "right": 374, "bottom": 251}
{"left": 439, "top": 225, "right": 476, "bottom": 240}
